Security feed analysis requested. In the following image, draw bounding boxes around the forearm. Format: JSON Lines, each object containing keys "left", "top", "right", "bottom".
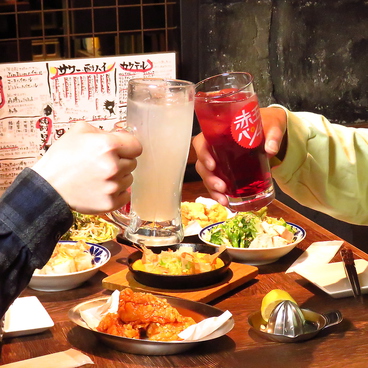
{"left": 0, "top": 168, "right": 73, "bottom": 317}
{"left": 272, "top": 107, "right": 368, "bottom": 225}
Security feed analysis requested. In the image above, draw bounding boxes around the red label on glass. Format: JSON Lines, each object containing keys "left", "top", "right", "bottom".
{"left": 230, "top": 100, "right": 263, "bottom": 149}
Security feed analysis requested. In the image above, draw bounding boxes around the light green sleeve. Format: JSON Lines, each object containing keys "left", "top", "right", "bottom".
{"left": 270, "top": 105, "right": 368, "bottom": 225}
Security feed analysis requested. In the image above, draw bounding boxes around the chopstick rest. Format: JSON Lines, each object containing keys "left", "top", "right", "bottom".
{"left": 340, "top": 246, "right": 362, "bottom": 299}
{"left": 1, "top": 348, "right": 93, "bottom": 368}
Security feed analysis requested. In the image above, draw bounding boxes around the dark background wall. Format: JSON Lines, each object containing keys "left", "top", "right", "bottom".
{"left": 180, "top": 0, "right": 368, "bottom": 250}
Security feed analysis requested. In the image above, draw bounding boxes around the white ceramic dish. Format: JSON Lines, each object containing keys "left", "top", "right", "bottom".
{"left": 294, "top": 259, "right": 368, "bottom": 298}
{"left": 3, "top": 296, "right": 54, "bottom": 337}
{"left": 28, "top": 241, "right": 111, "bottom": 292}
{"left": 199, "top": 222, "right": 306, "bottom": 265}
{"left": 68, "top": 295, "right": 234, "bottom": 355}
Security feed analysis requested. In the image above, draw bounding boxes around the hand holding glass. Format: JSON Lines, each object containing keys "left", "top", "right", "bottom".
{"left": 195, "top": 72, "right": 274, "bottom": 211}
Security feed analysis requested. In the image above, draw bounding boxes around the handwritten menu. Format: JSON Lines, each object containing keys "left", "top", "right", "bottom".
{"left": 0, "top": 52, "right": 176, "bottom": 195}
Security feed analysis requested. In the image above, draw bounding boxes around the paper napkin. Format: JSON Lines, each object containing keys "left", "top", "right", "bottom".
{"left": 1, "top": 349, "right": 93, "bottom": 368}
{"left": 285, "top": 240, "right": 343, "bottom": 273}
{"left": 178, "top": 310, "right": 232, "bottom": 341}
{"left": 80, "top": 289, "right": 120, "bottom": 329}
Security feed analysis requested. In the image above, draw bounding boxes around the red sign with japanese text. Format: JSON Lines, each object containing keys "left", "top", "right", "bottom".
{"left": 230, "top": 99, "right": 263, "bottom": 149}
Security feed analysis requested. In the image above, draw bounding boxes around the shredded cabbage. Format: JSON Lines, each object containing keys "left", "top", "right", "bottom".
{"left": 62, "top": 211, "right": 120, "bottom": 243}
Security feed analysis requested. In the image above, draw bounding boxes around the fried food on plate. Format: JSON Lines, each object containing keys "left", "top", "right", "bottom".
{"left": 146, "top": 317, "right": 196, "bottom": 341}
{"left": 97, "top": 312, "right": 144, "bottom": 339}
{"left": 97, "top": 288, "right": 196, "bottom": 341}
{"left": 181, "top": 201, "right": 228, "bottom": 228}
{"left": 118, "top": 288, "right": 183, "bottom": 324}
{"left": 34, "top": 240, "right": 94, "bottom": 275}
{"left": 132, "top": 245, "right": 225, "bottom": 276}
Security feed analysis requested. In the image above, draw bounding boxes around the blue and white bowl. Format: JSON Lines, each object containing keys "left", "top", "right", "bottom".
{"left": 199, "top": 222, "right": 306, "bottom": 265}
{"left": 29, "top": 241, "right": 111, "bottom": 292}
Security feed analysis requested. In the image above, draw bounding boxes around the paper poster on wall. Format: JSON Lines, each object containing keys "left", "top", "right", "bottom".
{"left": 0, "top": 52, "right": 176, "bottom": 195}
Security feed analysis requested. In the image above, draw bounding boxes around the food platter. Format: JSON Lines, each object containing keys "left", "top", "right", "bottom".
{"left": 127, "top": 243, "right": 232, "bottom": 289}
{"left": 182, "top": 197, "right": 236, "bottom": 237}
{"left": 62, "top": 211, "right": 121, "bottom": 243}
{"left": 68, "top": 295, "right": 234, "bottom": 355}
{"left": 28, "top": 242, "right": 111, "bottom": 292}
{"left": 199, "top": 222, "right": 306, "bottom": 265}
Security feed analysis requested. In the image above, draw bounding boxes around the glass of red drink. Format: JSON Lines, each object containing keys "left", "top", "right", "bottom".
{"left": 195, "top": 72, "right": 275, "bottom": 211}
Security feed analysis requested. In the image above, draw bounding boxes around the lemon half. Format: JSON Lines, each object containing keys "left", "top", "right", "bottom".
{"left": 261, "top": 289, "right": 297, "bottom": 322}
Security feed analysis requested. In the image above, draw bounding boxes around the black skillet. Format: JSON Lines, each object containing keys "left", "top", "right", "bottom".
{"left": 127, "top": 243, "right": 232, "bottom": 290}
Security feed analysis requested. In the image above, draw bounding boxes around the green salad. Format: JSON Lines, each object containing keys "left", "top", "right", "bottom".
{"left": 204, "top": 207, "right": 296, "bottom": 249}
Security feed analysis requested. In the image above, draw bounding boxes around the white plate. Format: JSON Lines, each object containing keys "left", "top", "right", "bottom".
{"left": 294, "top": 259, "right": 368, "bottom": 298}
{"left": 3, "top": 296, "right": 54, "bottom": 337}
{"left": 29, "top": 242, "right": 111, "bottom": 292}
{"left": 199, "top": 222, "right": 306, "bottom": 265}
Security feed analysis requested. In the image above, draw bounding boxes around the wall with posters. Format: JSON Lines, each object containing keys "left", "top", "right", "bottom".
{"left": 0, "top": 52, "right": 176, "bottom": 195}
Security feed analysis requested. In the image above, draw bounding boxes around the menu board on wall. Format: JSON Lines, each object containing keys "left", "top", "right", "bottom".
{"left": 0, "top": 52, "right": 176, "bottom": 195}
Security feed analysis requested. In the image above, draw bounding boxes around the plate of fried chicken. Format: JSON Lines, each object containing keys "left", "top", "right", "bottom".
{"left": 68, "top": 288, "right": 234, "bottom": 355}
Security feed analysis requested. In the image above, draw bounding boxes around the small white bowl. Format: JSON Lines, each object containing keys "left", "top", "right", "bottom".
{"left": 199, "top": 222, "right": 306, "bottom": 266}
{"left": 28, "top": 241, "right": 111, "bottom": 292}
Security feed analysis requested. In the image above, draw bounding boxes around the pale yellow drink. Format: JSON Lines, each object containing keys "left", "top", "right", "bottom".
{"left": 124, "top": 78, "right": 194, "bottom": 246}
{"left": 129, "top": 99, "right": 193, "bottom": 220}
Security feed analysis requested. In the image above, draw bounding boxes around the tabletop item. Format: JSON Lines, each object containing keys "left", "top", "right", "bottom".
{"left": 127, "top": 243, "right": 232, "bottom": 289}
{"left": 102, "top": 261, "right": 258, "bottom": 303}
{"left": 6, "top": 182, "right": 367, "bottom": 368}
{"left": 248, "top": 304, "right": 343, "bottom": 343}
{"left": 182, "top": 197, "right": 236, "bottom": 236}
{"left": 68, "top": 295, "right": 234, "bottom": 355}
{"left": 178, "top": 310, "right": 233, "bottom": 340}
{"left": 0, "top": 348, "right": 93, "bottom": 368}
{"left": 3, "top": 296, "right": 54, "bottom": 338}
{"left": 199, "top": 221, "right": 306, "bottom": 265}
{"left": 266, "top": 300, "right": 306, "bottom": 337}
{"left": 340, "top": 246, "right": 362, "bottom": 299}
{"left": 194, "top": 72, "right": 274, "bottom": 212}
{"left": 28, "top": 242, "right": 111, "bottom": 292}
{"left": 285, "top": 240, "right": 343, "bottom": 273}
{"left": 62, "top": 211, "right": 121, "bottom": 243}
{"left": 294, "top": 258, "right": 368, "bottom": 298}
{"left": 121, "top": 78, "right": 194, "bottom": 246}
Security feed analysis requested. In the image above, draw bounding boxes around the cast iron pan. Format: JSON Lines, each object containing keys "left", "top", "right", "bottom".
{"left": 127, "top": 243, "right": 232, "bottom": 289}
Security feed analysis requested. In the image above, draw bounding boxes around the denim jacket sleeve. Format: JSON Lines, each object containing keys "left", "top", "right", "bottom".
{"left": 0, "top": 167, "right": 73, "bottom": 317}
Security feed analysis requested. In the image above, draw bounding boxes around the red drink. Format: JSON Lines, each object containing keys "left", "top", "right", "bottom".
{"left": 195, "top": 79, "right": 274, "bottom": 211}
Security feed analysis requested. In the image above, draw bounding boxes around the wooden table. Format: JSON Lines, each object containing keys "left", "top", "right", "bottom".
{"left": 2, "top": 181, "right": 368, "bottom": 367}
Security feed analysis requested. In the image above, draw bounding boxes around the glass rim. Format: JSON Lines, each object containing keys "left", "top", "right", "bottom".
{"left": 128, "top": 77, "right": 194, "bottom": 88}
{"left": 195, "top": 72, "right": 254, "bottom": 100}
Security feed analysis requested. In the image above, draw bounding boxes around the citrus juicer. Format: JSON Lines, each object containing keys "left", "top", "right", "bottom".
{"left": 248, "top": 300, "right": 343, "bottom": 343}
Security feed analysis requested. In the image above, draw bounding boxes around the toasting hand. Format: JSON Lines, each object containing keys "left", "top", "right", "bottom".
{"left": 192, "top": 107, "right": 287, "bottom": 207}
{"left": 32, "top": 121, "right": 142, "bottom": 214}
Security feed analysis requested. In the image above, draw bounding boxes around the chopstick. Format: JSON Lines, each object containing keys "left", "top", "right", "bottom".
{"left": 340, "top": 246, "right": 362, "bottom": 300}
